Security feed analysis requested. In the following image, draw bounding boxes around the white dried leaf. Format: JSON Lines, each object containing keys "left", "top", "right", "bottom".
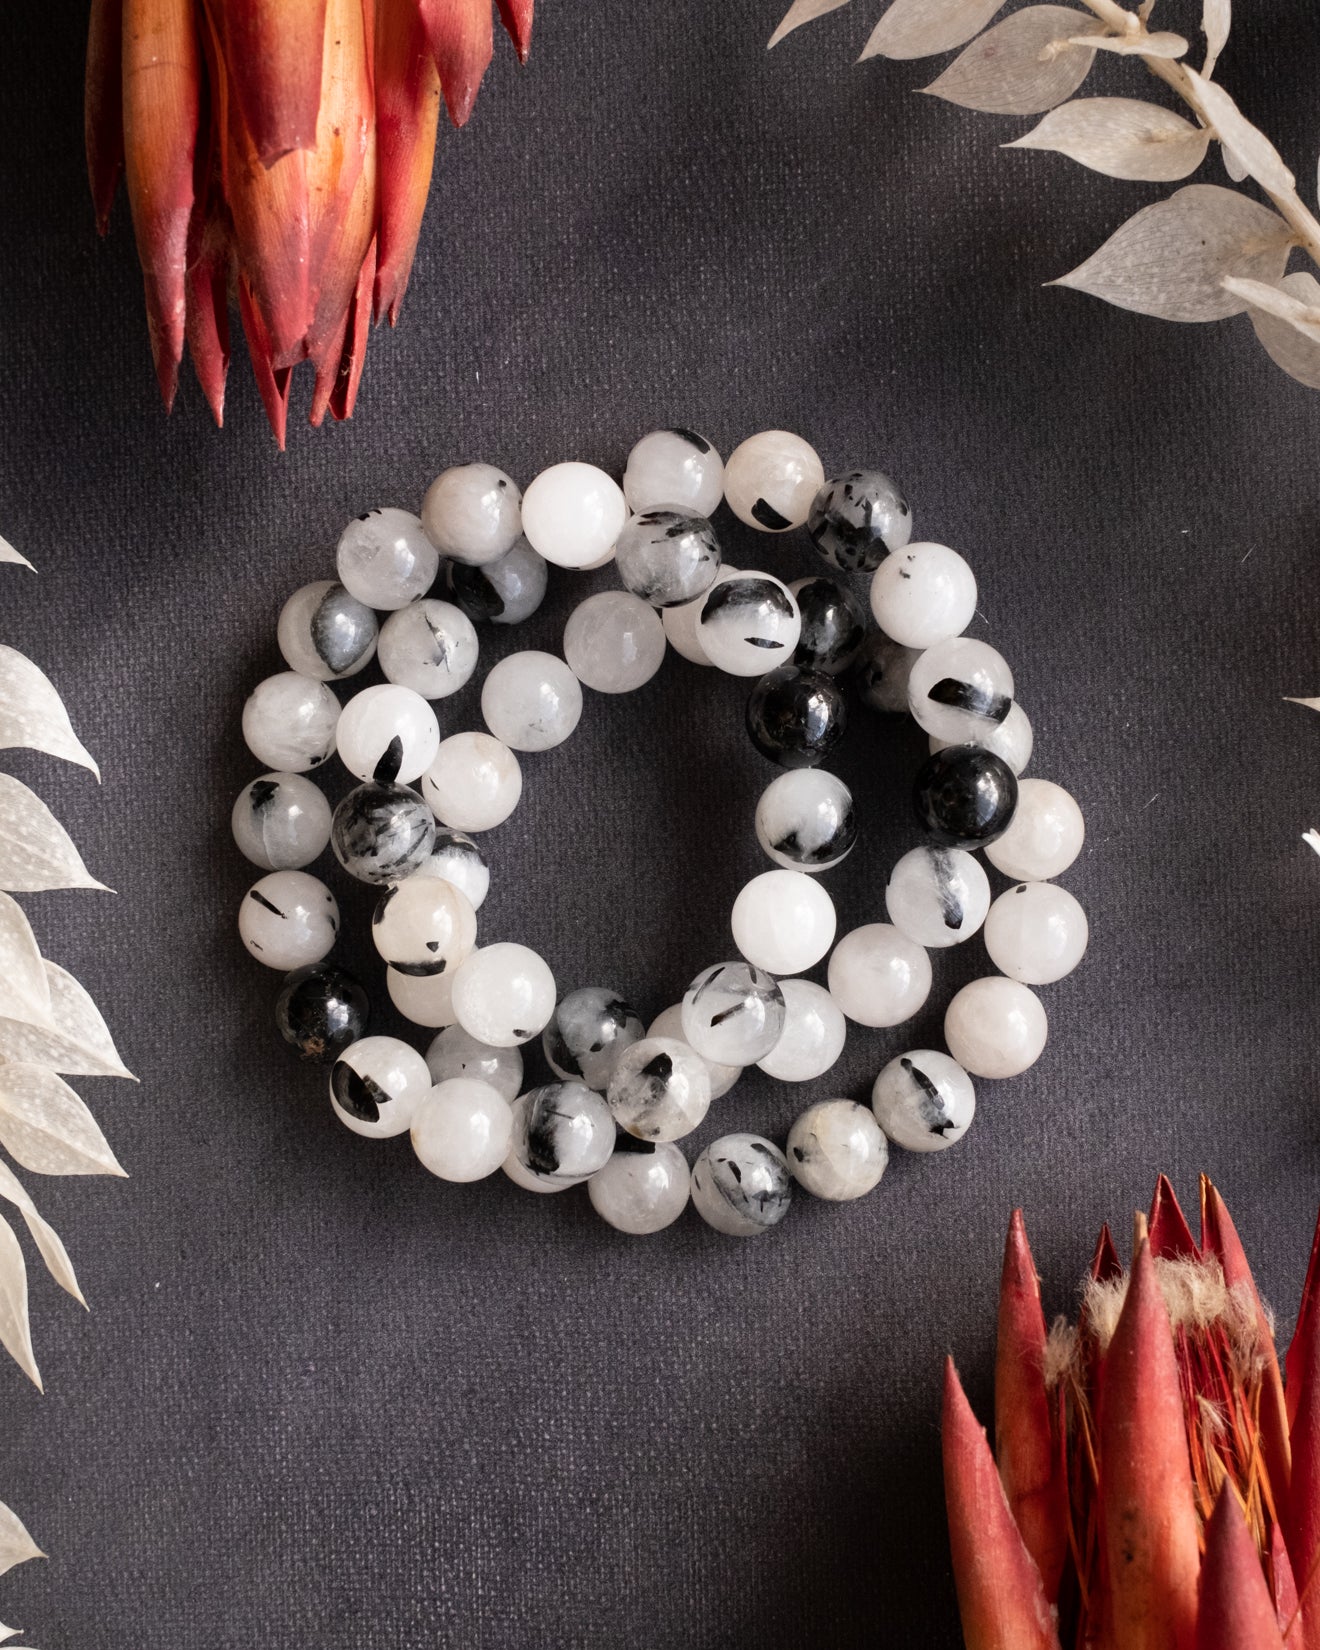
{"left": 0, "top": 893, "right": 52, "bottom": 1030}
{"left": 0, "top": 1160, "right": 85, "bottom": 1307}
{"left": 1051, "top": 183, "right": 1292, "bottom": 321}
{"left": 1202, "top": 0, "right": 1230, "bottom": 71}
{"left": 0, "top": 1065, "right": 126, "bottom": 1178}
{"left": 860, "top": 0, "right": 1006, "bottom": 62}
{"left": 1305, "top": 829, "right": 1320, "bottom": 856}
{"left": 0, "top": 647, "right": 99, "bottom": 781}
{"left": 922, "top": 7, "right": 1103, "bottom": 116}
{"left": 1245, "top": 273, "right": 1320, "bottom": 389}
{"left": 1081, "top": 31, "right": 1187, "bottom": 59}
{"left": 0, "top": 960, "right": 134, "bottom": 1081}
{"left": 0, "top": 1624, "right": 22, "bottom": 1643}
{"left": 1223, "top": 274, "right": 1320, "bottom": 338}
{"left": 0, "top": 540, "right": 33, "bottom": 573}
{"left": 0, "top": 775, "right": 110, "bottom": 894}
{"left": 1288, "top": 696, "right": 1320, "bottom": 712}
{"left": 1185, "top": 70, "right": 1294, "bottom": 195}
{"left": 1008, "top": 98, "right": 1210, "bottom": 181}
{"left": 1223, "top": 142, "right": 1248, "bottom": 182}
{"left": 0, "top": 1216, "right": 39, "bottom": 1389}
{"left": 768, "top": 0, "right": 849, "bottom": 47}
{"left": 0, "top": 1503, "right": 42, "bottom": 1576}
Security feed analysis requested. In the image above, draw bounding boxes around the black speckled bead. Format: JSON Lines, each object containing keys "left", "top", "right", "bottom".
{"left": 913, "top": 745, "right": 1018, "bottom": 848}
{"left": 746, "top": 666, "right": 848, "bottom": 769}
{"left": 790, "top": 576, "right": 867, "bottom": 675}
{"left": 276, "top": 963, "right": 370, "bottom": 1062}
{"left": 807, "top": 470, "right": 911, "bottom": 573}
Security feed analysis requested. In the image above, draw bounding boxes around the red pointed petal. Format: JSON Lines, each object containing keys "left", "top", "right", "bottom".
{"left": 1198, "top": 1486, "right": 1286, "bottom": 1650}
{"left": 495, "top": 0, "right": 533, "bottom": 61}
{"left": 416, "top": 0, "right": 493, "bottom": 127}
{"left": 85, "top": 0, "right": 124, "bottom": 235}
{"left": 1270, "top": 1525, "right": 1303, "bottom": 1646}
{"left": 239, "top": 279, "right": 291, "bottom": 447}
{"left": 330, "top": 234, "right": 376, "bottom": 420}
{"left": 1287, "top": 1205, "right": 1320, "bottom": 1430}
{"left": 210, "top": 0, "right": 328, "bottom": 163}
{"left": 1091, "top": 1223, "right": 1123, "bottom": 1286}
{"left": 1149, "top": 1175, "right": 1199, "bottom": 1262}
{"left": 186, "top": 216, "right": 231, "bottom": 428}
{"left": 374, "top": 0, "right": 441, "bottom": 324}
{"left": 1286, "top": 1204, "right": 1320, "bottom": 1649}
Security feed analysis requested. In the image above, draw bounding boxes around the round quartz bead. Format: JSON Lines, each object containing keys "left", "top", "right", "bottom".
{"left": 757, "top": 979, "right": 846, "bottom": 1082}
{"left": 808, "top": 470, "right": 912, "bottom": 572}
{"left": 827, "top": 923, "right": 932, "bottom": 1028}
{"left": 614, "top": 511, "right": 721, "bottom": 608}
{"left": 543, "top": 987, "right": 644, "bottom": 1091}
{"left": 681, "top": 962, "right": 786, "bottom": 1066}
{"left": 698, "top": 572, "right": 801, "bottom": 676}
{"left": 648, "top": 1005, "right": 741, "bottom": 1100}
{"left": 276, "top": 962, "right": 368, "bottom": 1062}
{"left": 480, "top": 650, "right": 583, "bottom": 752}
{"left": 870, "top": 544, "right": 978, "bottom": 649}
{"left": 984, "top": 883, "right": 1089, "bottom": 985}
{"left": 372, "top": 875, "right": 477, "bottom": 976}
{"left": 754, "top": 768, "right": 856, "bottom": 873}
{"left": 232, "top": 772, "right": 332, "bottom": 871}
{"left": 731, "top": 869, "right": 837, "bottom": 976}
{"left": 885, "top": 846, "right": 991, "bottom": 949}
{"left": 336, "top": 684, "right": 440, "bottom": 785}
{"left": 945, "top": 977, "right": 1048, "bottom": 1079}
{"left": 376, "top": 600, "right": 479, "bottom": 700}
{"left": 421, "top": 463, "right": 522, "bottom": 566}
{"left": 508, "top": 1082, "right": 615, "bottom": 1187}
{"left": 790, "top": 576, "right": 866, "bottom": 675}
{"left": 931, "top": 700, "right": 1034, "bottom": 777}
{"left": 787, "top": 1100, "right": 888, "bottom": 1200}
{"left": 503, "top": 1152, "right": 570, "bottom": 1194}
{"left": 330, "top": 1035, "right": 431, "bottom": 1139}
{"left": 386, "top": 965, "right": 456, "bottom": 1028}
{"left": 854, "top": 632, "right": 921, "bottom": 714}
{"left": 451, "top": 942, "right": 556, "bottom": 1047}
{"left": 444, "top": 538, "right": 548, "bottom": 626}
{"left": 563, "top": 592, "right": 666, "bottom": 694}
{"left": 411, "top": 1078, "right": 513, "bottom": 1181}
{"left": 331, "top": 781, "right": 435, "bottom": 885}
{"left": 414, "top": 829, "right": 489, "bottom": 911}
{"left": 872, "top": 1051, "right": 975, "bottom": 1152}
{"left": 589, "top": 1142, "right": 691, "bottom": 1235}
{"left": 277, "top": 580, "right": 378, "bottom": 681}
{"left": 242, "top": 672, "right": 339, "bottom": 773}
{"left": 914, "top": 746, "right": 1018, "bottom": 849}
{"left": 691, "top": 1134, "right": 793, "bottom": 1237}
{"left": 746, "top": 665, "right": 848, "bottom": 769}
{"left": 239, "top": 870, "right": 338, "bottom": 970}
{"left": 661, "top": 564, "right": 738, "bottom": 666}
{"left": 520, "top": 462, "right": 627, "bottom": 569}
{"left": 607, "top": 1036, "right": 712, "bottom": 1143}
{"left": 422, "top": 733, "right": 522, "bottom": 832}
{"left": 985, "top": 779, "right": 1085, "bottom": 881}
{"left": 336, "top": 508, "right": 438, "bottom": 610}
{"left": 622, "top": 428, "right": 724, "bottom": 517}
{"left": 724, "top": 430, "right": 824, "bottom": 532}
{"left": 425, "top": 1024, "right": 523, "bottom": 1100}
{"left": 907, "top": 637, "right": 1015, "bottom": 747}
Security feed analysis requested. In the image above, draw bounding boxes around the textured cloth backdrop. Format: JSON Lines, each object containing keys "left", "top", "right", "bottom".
{"left": 2, "top": 3, "right": 1320, "bottom": 1646}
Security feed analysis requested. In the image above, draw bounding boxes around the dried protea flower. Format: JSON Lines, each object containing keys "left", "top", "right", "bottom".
{"left": 86, "top": 0, "right": 533, "bottom": 445}
{"left": 944, "top": 1174, "right": 1319, "bottom": 1649}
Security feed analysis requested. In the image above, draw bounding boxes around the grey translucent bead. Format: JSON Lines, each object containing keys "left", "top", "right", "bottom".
{"left": 614, "top": 511, "right": 721, "bottom": 608}
{"left": 543, "top": 986, "right": 644, "bottom": 1091}
{"left": 336, "top": 684, "right": 440, "bottom": 785}
{"left": 508, "top": 1081, "right": 615, "bottom": 1187}
{"left": 331, "top": 781, "right": 435, "bottom": 885}
{"left": 871, "top": 1051, "right": 975, "bottom": 1153}
{"left": 444, "top": 537, "right": 549, "bottom": 626}
{"left": 681, "top": 961, "right": 786, "bottom": 1066}
{"left": 807, "top": 470, "right": 912, "bottom": 573}
{"left": 691, "top": 1134, "right": 793, "bottom": 1237}
{"left": 787, "top": 1100, "right": 888, "bottom": 1200}
{"left": 885, "top": 846, "right": 991, "bottom": 948}
{"left": 697, "top": 572, "right": 801, "bottom": 676}
{"left": 414, "top": 829, "right": 489, "bottom": 910}
{"left": 563, "top": 591, "right": 666, "bottom": 695}
{"left": 622, "top": 428, "right": 724, "bottom": 517}
{"left": 754, "top": 769, "right": 856, "bottom": 873}
{"left": 239, "top": 870, "right": 339, "bottom": 971}
{"left": 481, "top": 650, "right": 583, "bottom": 751}
{"left": 854, "top": 632, "right": 921, "bottom": 714}
{"left": 907, "top": 638, "right": 1015, "bottom": 746}
{"left": 425, "top": 1023, "right": 523, "bottom": 1099}
{"left": 231, "top": 772, "right": 332, "bottom": 870}
{"left": 242, "top": 672, "right": 339, "bottom": 773}
{"left": 648, "top": 1004, "right": 741, "bottom": 1100}
{"left": 376, "top": 599, "right": 479, "bottom": 700}
{"left": 277, "top": 580, "right": 378, "bottom": 680}
{"left": 336, "top": 508, "right": 439, "bottom": 610}
{"left": 421, "top": 463, "right": 522, "bottom": 566}
{"left": 588, "top": 1142, "right": 691, "bottom": 1235}
{"left": 607, "top": 1036, "right": 712, "bottom": 1143}
{"left": 330, "top": 1035, "right": 432, "bottom": 1140}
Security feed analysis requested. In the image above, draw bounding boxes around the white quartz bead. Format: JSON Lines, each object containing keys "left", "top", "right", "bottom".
{"left": 623, "top": 428, "right": 724, "bottom": 517}
{"left": 480, "top": 650, "right": 583, "bottom": 752}
{"left": 827, "top": 923, "right": 932, "bottom": 1028}
{"left": 330, "top": 1035, "right": 431, "bottom": 1139}
{"left": 451, "top": 942, "right": 556, "bottom": 1047}
{"left": 723, "top": 430, "right": 824, "bottom": 532}
{"left": 544, "top": 988, "right": 643, "bottom": 1091}
{"left": 231, "top": 772, "right": 332, "bottom": 871}
{"left": 872, "top": 1051, "right": 975, "bottom": 1152}
{"left": 336, "top": 683, "right": 440, "bottom": 785}
{"left": 944, "top": 977, "right": 1048, "bottom": 1079}
{"left": 277, "top": 580, "right": 378, "bottom": 681}
{"left": 420, "top": 463, "right": 522, "bottom": 566}
{"left": 757, "top": 978, "right": 846, "bottom": 1082}
{"left": 414, "top": 829, "right": 489, "bottom": 911}
{"left": 908, "top": 638, "right": 1015, "bottom": 746}
{"left": 444, "top": 537, "right": 548, "bottom": 626}
{"left": 691, "top": 1134, "right": 793, "bottom": 1237}
{"left": 731, "top": 869, "right": 837, "bottom": 976}
{"left": 754, "top": 768, "right": 856, "bottom": 873}
{"left": 787, "top": 1100, "right": 888, "bottom": 1200}
{"left": 662, "top": 564, "right": 739, "bottom": 666}
{"left": 242, "top": 671, "right": 339, "bottom": 773}
{"left": 376, "top": 599, "right": 479, "bottom": 700}
{"left": 520, "top": 462, "right": 627, "bottom": 569}
{"left": 607, "top": 1036, "right": 712, "bottom": 1142}
{"left": 614, "top": 512, "right": 721, "bottom": 608}
{"left": 563, "top": 592, "right": 666, "bottom": 694}
{"left": 681, "top": 962, "right": 785, "bottom": 1066}
{"left": 885, "top": 846, "right": 990, "bottom": 949}
{"left": 425, "top": 1024, "right": 523, "bottom": 1099}
{"left": 984, "top": 883, "right": 1089, "bottom": 985}
{"left": 508, "top": 1081, "right": 615, "bottom": 1187}
{"left": 503, "top": 1151, "right": 571, "bottom": 1193}
{"left": 372, "top": 875, "right": 477, "bottom": 975}
{"left": 422, "top": 733, "right": 522, "bottom": 832}
{"left": 697, "top": 571, "right": 801, "bottom": 676}
{"left": 985, "top": 779, "right": 1085, "bottom": 881}
{"left": 931, "top": 700, "right": 1034, "bottom": 776}
{"left": 336, "top": 508, "right": 439, "bottom": 610}
{"left": 869, "top": 543, "right": 978, "bottom": 649}
{"left": 386, "top": 965, "right": 456, "bottom": 1028}
{"left": 238, "top": 870, "right": 338, "bottom": 970}
{"left": 589, "top": 1143, "right": 691, "bottom": 1234}
{"left": 648, "top": 1004, "right": 741, "bottom": 1099}
{"left": 411, "top": 1078, "right": 513, "bottom": 1181}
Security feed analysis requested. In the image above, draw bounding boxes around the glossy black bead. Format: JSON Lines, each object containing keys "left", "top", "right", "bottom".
{"left": 913, "top": 745, "right": 1018, "bottom": 848}
{"left": 276, "top": 963, "right": 370, "bottom": 1062}
{"left": 746, "top": 666, "right": 849, "bottom": 769}
{"left": 791, "top": 576, "right": 867, "bottom": 675}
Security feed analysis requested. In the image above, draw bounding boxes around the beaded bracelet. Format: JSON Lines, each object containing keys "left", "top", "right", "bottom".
{"left": 232, "top": 427, "right": 1087, "bottom": 1240}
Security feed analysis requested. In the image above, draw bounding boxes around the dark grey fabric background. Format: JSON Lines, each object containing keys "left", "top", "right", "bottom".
{"left": 2, "top": 2, "right": 1320, "bottom": 1645}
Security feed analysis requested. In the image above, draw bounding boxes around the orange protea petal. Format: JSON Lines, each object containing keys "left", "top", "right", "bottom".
{"left": 1149, "top": 1175, "right": 1200, "bottom": 1262}
{"left": 495, "top": 0, "right": 533, "bottom": 61}
{"left": 85, "top": 0, "right": 124, "bottom": 235}
{"left": 416, "top": 0, "right": 494, "bottom": 127}
{"left": 374, "top": 0, "right": 441, "bottom": 324}
{"left": 210, "top": 0, "right": 328, "bottom": 164}
{"left": 331, "top": 234, "right": 377, "bottom": 421}
{"left": 1198, "top": 1485, "right": 1287, "bottom": 1650}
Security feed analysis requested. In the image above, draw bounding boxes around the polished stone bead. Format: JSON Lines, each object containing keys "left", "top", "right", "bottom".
{"left": 661, "top": 564, "right": 739, "bottom": 666}
{"left": 984, "top": 779, "right": 1085, "bottom": 881}
{"left": 691, "top": 1134, "right": 793, "bottom": 1236}
{"left": 422, "top": 733, "right": 522, "bottom": 832}
{"left": 807, "top": 470, "right": 911, "bottom": 572}
{"left": 377, "top": 599, "right": 479, "bottom": 700}
{"left": 648, "top": 1004, "right": 741, "bottom": 1099}
{"left": 543, "top": 986, "right": 644, "bottom": 1091}
{"left": 336, "top": 683, "right": 440, "bottom": 785}
{"left": 421, "top": 463, "right": 522, "bottom": 566}
{"left": 681, "top": 961, "right": 785, "bottom": 1066}
{"left": 277, "top": 580, "right": 378, "bottom": 681}
{"left": 239, "top": 870, "right": 338, "bottom": 970}
{"left": 451, "top": 942, "right": 556, "bottom": 1047}
{"left": 754, "top": 768, "right": 856, "bottom": 873}
{"left": 563, "top": 591, "right": 666, "bottom": 694}
{"left": 330, "top": 1035, "right": 432, "bottom": 1139}
{"left": 746, "top": 664, "right": 848, "bottom": 768}
{"left": 411, "top": 1078, "right": 513, "bottom": 1181}
{"left": 331, "top": 781, "right": 435, "bottom": 885}
{"left": 698, "top": 572, "right": 800, "bottom": 676}
{"left": 789, "top": 576, "right": 866, "bottom": 674}
{"left": 757, "top": 978, "right": 846, "bottom": 1082}
{"left": 481, "top": 650, "right": 583, "bottom": 751}
{"left": 724, "top": 430, "right": 824, "bottom": 532}
{"left": 425, "top": 1024, "right": 523, "bottom": 1099}
{"left": 913, "top": 745, "right": 1018, "bottom": 849}
{"left": 944, "top": 977, "right": 1048, "bottom": 1079}
{"left": 336, "top": 508, "right": 438, "bottom": 610}
{"left": 588, "top": 1142, "right": 691, "bottom": 1235}
{"left": 854, "top": 632, "right": 921, "bottom": 714}
{"left": 787, "top": 1100, "right": 888, "bottom": 1200}
{"left": 232, "top": 772, "right": 332, "bottom": 871}
{"left": 276, "top": 962, "right": 368, "bottom": 1062}
{"left": 908, "top": 637, "right": 1015, "bottom": 746}
{"left": 827, "top": 923, "right": 932, "bottom": 1028}
{"left": 622, "top": 428, "right": 724, "bottom": 517}
{"left": 930, "top": 700, "right": 1034, "bottom": 776}
{"left": 242, "top": 671, "right": 339, "bottom": 773}
{"left": 386, "top": 965, "right": 456, "bottom": 1028}
{"left": 871, "top": 1051, "right": 975, "bottom": 1152}
{"left": 508, "top": 1081, "right": 615, "bottom": 1187}
{"left": 372, "top": 874, "right": 476, "bottom": 976}
{"left": 984, "top": 883, "right": 1088, "bottom": 984}
{"left": 731, "top": 868, "right": 837, "bottom": 975}
{"left": 607, "top": 1036, "right": 712, "bottom": 1142}
{"left": 614, "top": 511, "right": 721, "bottom": 608}
{"left": 414, "top": 829, "right": 489, "bottom": 910}
{"left": 885, "top": 845, "right": 991, "bottom": 948}
{"left": 444, "top": 537, "right": 548, "bottom": 626}
{"left": 870, "top": 543, "right": 977, "bottom": 649}
{"left": 520, "top": 462, "right": 627, "bottom": 569}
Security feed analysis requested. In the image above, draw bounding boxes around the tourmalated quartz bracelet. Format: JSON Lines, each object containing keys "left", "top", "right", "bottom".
{"left": 232, "top": 428, "right": 1088, "bottom": 1239}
